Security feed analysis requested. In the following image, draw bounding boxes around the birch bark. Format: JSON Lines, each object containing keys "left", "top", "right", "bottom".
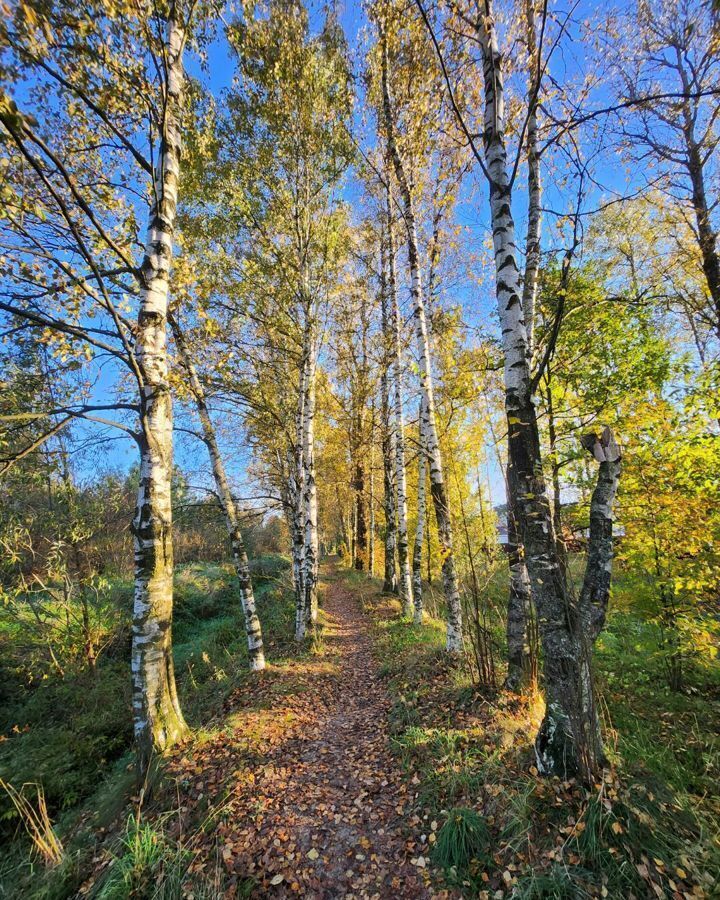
{"left": 132, "top": 11, "right": 188, "bottom": 772}
{"left": 577, "top": 428, "right": 622, "bottom": 762}
{"left": 504, "top": 464, "right": 534, "bottom": 691}
{"left": 293, "top": 364, "right": 307, "bottom": 641}
{"left": 169, "top": 316, "right": 265, "bottom": 671}
{"left": 385, "top": 189, "right": 414, "bottom": 615}
{"left": 381, "top": 33, "right": 463, "bottom": 650}
{"left": 302, "top": 333, "right": 319, "bottom": 626}
{"left": 473, "top": 0, "right": 602, "bottom": 775}
{"left": 368, "top": 423, "right": 376, "bottom": 577}
{"left": 503, "top": 0, "right": 541, "bottom": 690}
{"left": 380, "top": 248, "right": 399, "bottom": 593}
{"left": 522, "top": 0, "right": 542, "bottom": 358}
{"left": 411, "top": 396, "right": 427, "bottom": 624}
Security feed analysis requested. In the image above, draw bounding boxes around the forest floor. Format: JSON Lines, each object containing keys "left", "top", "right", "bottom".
{"left": 158, "top": 562, "right": 439, "bottom": 898}
{"left": 3, "top": 558, "right": 718, "bottom": 898}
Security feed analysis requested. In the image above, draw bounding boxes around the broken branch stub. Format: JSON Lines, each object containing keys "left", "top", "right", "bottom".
{"left": 580, "top": 426, "right": 621, "bottom": 463}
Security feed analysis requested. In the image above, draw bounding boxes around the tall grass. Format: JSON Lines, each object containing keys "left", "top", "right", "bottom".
{"left": 0, "top": 779, "right": 63, "bottom": 867}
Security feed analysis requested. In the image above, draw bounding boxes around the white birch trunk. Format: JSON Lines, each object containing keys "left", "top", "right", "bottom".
{"left": 379, "top": 241, "right": 399, "bottom": 594}
{"left": 522, "top": 0, "right": 542, "bottom": 358}
{"left": 132, "top": 12, "right": 188, "bottom": 772}
{"left": 294, "top": 364, "right": 307, "bottom": 641}
{"left": 474, "top": 0, "right": 602, "bottom": 777}
{"left": 302, "top": 334, "right": 319, "bottom": 626}
{"left": 169, "top": 316, "right": 265, "bottom": 671}
{"left": 368, "top": 426, "right": 376, "bottom": 577}
{"left": 386, "top": 191, "right": 414, "bottom": 616}
{"left": 503, "top": 0, "right": 541, "bottom": 691}
{"left": 381, "top": 35, "right": 463, "bottom": 651}
{"left": 412, "top": 396, "right": 427, "bottom": 625}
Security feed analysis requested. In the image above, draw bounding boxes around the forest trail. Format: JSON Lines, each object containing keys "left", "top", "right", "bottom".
{"left": 172, "top": 564, "right": 438, "bottom": 899}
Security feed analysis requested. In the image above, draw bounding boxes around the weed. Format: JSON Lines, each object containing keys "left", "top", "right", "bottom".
{"left": 93, "top": 814, "right": 189, "bottom": 900}
{"left": 0, "top": 779, "right": 63, "bottom": 867}
{"left": 512, "top": 864, "right": 592, "bottom": 899}
{"left": 432, "top": 807, "right": 491, "bottom": 872}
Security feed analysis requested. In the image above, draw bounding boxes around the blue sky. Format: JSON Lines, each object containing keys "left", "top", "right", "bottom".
{"left": 72, "top": 0, "right": 652, "bottom": 508}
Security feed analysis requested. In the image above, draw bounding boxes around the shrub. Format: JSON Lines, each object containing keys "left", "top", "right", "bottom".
{"left": 247, "top": 554, "right": 290, "bottom": 582}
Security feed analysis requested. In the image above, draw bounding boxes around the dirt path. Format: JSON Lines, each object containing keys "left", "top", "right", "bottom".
{"left": 176, "top": 566, "right": 436, "bottom": 898}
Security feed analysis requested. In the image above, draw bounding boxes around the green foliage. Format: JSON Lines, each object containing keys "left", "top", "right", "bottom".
{"left": 0, "top": 564, "right": 294, "bottom": 830}
{"left": 93, "top": 815, "right": 190, "bottom": 900}
{"left": 367, "top": 568, "right": 719, "bottom": 897}
{"left": 512, "top": 864, "right": 591, "bottom": 899}
{"left": 0, "top": 661, "right": 132, "bottom": 815}
{"left": 247, "top": 554, "right": 291, "bottom": 582}
{"left": 431, "top": 807, "right": 491, "bottom": 872}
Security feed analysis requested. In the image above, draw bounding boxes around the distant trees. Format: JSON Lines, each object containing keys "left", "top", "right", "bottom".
{"left": 216, "top": 0, "right": 353, "bottom": 638}
{"left": 169, "top": 314, "right": 265, "bottom": 671}
{"left": 372, "top": 2, "right": 464, "bottom": 649}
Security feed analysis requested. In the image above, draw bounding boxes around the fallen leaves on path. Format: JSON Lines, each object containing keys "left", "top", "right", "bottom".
{"left": 166, "top": 569, "right": 447, "bottom": 898}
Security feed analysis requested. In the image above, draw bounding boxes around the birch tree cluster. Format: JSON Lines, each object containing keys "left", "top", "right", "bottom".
{"left": 1, "top": 0, "right": 718, "bottom": 787}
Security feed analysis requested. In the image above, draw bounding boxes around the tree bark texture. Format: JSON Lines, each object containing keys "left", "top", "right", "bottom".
{"left": 412, "top": 397, "right": 427, "bottom": 624}
{"left": 522, "top": 0, "right": 541, "bottom": 358}
{"left": 380, "top": 252, "right": 399, "bottom": 593}
{"left": 385, "top": 191, "right": 413, "bottom": 615}
{"left": 293, "top": 364, "right": 307, "bottom": 641}
{"left": 474, "top": 0, "right": 602, "bottom": 777}
{"left": 131, "top": 12, "right": 189, "bottom": 773}
{"left": 504, "top": 464, "right": 534, "bottom": 692}
{"left": 302, "top": 334, "right": 319, "bottom": 626}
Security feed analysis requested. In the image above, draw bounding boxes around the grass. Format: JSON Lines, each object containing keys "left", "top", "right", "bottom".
{"left": 432, "top": 806, "right": 492, "bottom": 872}
{"left": 2, "top": 557, "right": 718, "bottom": 898}
{"left": 363, "top": 564, "right": 720, "bottom": 898}
{"left": 0, "top": 557, "right": 296, "bottom": 899}
{"left": 92, "top": 813, "right": 190, "bottom": 900}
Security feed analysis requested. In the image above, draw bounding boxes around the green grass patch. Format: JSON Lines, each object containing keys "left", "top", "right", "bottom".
{"left": 432, "top": 806, "right": 492, "bottom": 872}
{"left": 361, "top": 563, "right": 720, "bottom": 898}
{"left": 0, "top": 560, "right": 296, "bottom": 899}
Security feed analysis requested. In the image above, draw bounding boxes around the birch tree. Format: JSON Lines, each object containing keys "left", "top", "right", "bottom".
{"left": 379, "top": 233, "right": 399, "bottom": 594}
{"left": 377, "top": 17, "right": 463, "bottom": 650}
{"left": 414, "top": 0, "right": 624, "bottom": 774}
{"left": 385, "top": 186, "right": 414, "bottom": 616}
{"left": 608, "top": 0, "right": 720, "bottom": 344}
{"left": 220, "top": 0, "right": 352, "bottom": 630}
{"left": 411, "top": 395, "right": 428, "bottom": 622}
{"left": 0, "top": 0, "right": 203, "bottom": 770}
{"left": 169, "top": 314, "right": 265, "bottom": 671}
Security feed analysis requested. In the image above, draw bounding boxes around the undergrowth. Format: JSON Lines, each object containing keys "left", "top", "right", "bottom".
{"left": 365, "top": 572, "right": 720, "bottom": 898}
{"left": 0, "top": 559, "right": 294, "bottom": 899}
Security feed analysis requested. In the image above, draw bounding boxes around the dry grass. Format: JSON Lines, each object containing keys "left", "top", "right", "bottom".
{"left": 0, "top": 778, "right": 64, "bottom": 867}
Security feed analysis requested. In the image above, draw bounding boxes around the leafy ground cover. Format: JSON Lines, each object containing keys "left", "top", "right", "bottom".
{"left": 1, "top": 560, "right": 718, "bottom": 899}
{"left": 362, "top": 566, "right": 720, "bottom": 899}
{"left": 0, "top": 557, "right": 292, "bottom": 898}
